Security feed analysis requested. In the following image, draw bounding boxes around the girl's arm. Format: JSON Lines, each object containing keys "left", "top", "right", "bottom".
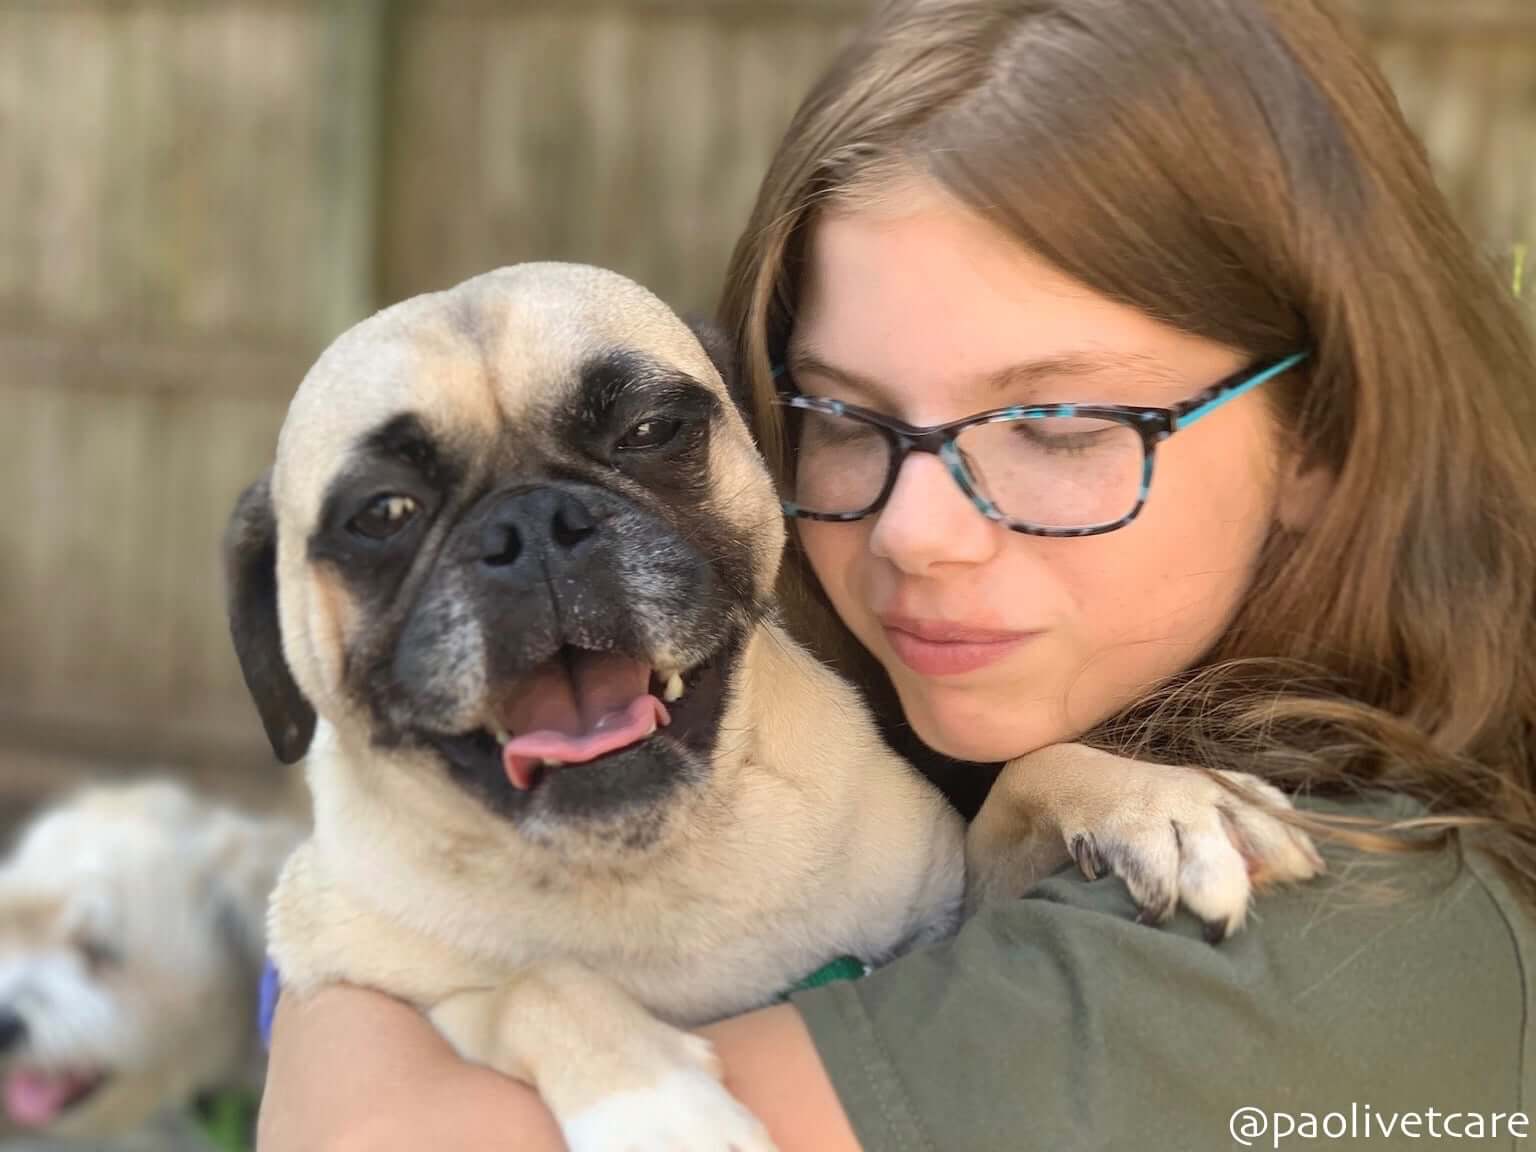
{"left": 258, "top": 809, "right": 1519, "bottom": 1152}
{"left": 256, "top": 984, "right": 862, "bottom": 1152}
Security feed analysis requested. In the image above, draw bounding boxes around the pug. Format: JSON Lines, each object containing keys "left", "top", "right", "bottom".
{"left": 226, "top": 263, "right": 1321, "bottom": 1152}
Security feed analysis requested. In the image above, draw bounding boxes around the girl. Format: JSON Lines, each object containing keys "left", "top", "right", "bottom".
{"left": 258, "top": 0, "right": 1536, "bottom": 1147}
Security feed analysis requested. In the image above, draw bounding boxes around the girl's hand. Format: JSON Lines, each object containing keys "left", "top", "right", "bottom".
{"left": 256, "top": 983, "right": 856, "bottom": 1152}
{"left": 257, "top": 984, "right": 567, "bottom": 1152}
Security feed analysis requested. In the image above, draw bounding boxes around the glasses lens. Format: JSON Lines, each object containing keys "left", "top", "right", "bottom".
{"left": 955, "top": 414, "right": 1146, "bottom": 529}
{"left": 783, "top": 405, "right": 893, "bottom": 516}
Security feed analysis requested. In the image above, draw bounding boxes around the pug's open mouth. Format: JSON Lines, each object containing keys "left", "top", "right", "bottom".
{"left": 3, "top": 1065, "right": 108, "bottom": 1130}
{"left": 429, "top": 644, "right": 725, "bottom": 795}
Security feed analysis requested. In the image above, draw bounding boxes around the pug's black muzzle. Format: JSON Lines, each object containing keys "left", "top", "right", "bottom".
{"left": 387, "top": 481, "right": 747, "bottom": 826}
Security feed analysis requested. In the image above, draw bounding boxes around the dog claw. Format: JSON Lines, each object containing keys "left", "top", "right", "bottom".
{"left": 1070, "top": 833, "right": 1103, "bottom": 881}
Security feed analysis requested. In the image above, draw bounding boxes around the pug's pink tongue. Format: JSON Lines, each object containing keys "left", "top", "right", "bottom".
{"left": 502, "top": 695, "right": 670, "bottom": 789}
{"left": 4, "top": 1069, "right": 89, "bottom": 1129}
{"left": 498, "top": 654, "right": 671, "bottom": 790}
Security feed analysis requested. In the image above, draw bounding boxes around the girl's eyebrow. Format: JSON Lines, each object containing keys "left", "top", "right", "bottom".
{"left": 785, "top": 346, "right": 1184, "bottom": 405}
{"left": 783, "top": 349, "right": 886, "bottom": 403}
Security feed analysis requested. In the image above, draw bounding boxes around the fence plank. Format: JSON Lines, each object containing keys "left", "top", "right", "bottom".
{"left": 0, "top": 371, "right": 288, "bottom": 747}
{"left": 381, "top": 4, "right": 863, "bottom": 315}
{"left": 0, "top": 1, "right": 384, "bottom": 780}
{"left": 0, "top": 1, "right": 382, "bottom": 345}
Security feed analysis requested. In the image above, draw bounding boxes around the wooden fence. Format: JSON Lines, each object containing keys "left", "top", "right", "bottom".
{"left": 1, "top": 0, "right": 1532, "bottom": 811}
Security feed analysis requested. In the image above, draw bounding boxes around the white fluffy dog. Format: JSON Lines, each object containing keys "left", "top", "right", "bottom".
{"left": 0, "top": 780, "right": 300, "bottom": 1150}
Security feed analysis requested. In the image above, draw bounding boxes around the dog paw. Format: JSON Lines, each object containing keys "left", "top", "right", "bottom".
{"left": 432, "top": 970, "right": 776, "bottom": 1152}
{"left": 1062, "top": 765, "right": 1325, "bottom": 940}
{"left": 561, "top": 1054, "right": 778, "bottom": 1152}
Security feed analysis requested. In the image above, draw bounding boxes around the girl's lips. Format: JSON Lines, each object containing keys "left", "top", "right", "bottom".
{"left": 879, "top": 616, "right": 1040, "bottom": 676}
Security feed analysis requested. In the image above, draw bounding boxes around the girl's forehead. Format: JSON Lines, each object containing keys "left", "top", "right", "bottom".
{"left": 792, "top": 208, "right": 1236, "bottom": 415}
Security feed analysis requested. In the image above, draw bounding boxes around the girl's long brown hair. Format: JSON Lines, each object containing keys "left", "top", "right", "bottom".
{"left": 718, "top": 0, "right": 1536, "bottom": 901}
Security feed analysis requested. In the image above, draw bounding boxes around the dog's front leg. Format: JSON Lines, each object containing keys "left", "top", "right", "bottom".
{"left": 966, "top": 743, "right": 1325, "bottom": 937}
{"left": 429, "top": 960, "right": 777, "bottom": 1152}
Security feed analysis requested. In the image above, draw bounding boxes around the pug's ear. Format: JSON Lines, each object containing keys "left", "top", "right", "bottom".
{"left": 224, "top": 473, "right": 315, "bottom": 765}
{"left": 684, "top": 317, "right": 753, "bottom": 427}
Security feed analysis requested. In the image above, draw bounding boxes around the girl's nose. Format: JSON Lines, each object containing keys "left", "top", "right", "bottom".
{"left": 868, "top": 451, "right": 999, "bottom": 574}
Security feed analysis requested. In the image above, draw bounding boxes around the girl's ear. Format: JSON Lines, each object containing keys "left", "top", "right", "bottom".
{"left": 1276, "top": 453, "right": 1334, "bottom": 533}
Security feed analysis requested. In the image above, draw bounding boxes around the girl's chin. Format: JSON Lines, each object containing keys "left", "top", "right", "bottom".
{"left": 893, "top": 687, "right": 1064, "bottom": 764}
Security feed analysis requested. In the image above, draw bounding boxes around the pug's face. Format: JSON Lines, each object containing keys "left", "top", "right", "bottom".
{"left": 227, "top": 264, "right": 785, "bottom": 839}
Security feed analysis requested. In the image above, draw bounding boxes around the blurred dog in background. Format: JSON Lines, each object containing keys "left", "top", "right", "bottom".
{"left": 0, "top": 779, "right": 301, "bottom": 1151}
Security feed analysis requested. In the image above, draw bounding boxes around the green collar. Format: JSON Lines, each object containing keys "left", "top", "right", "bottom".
{"left": 192, "top": 1088, "right": 261, "bottom": 1152}
{"left": 780, "top": 955, "right": 871, "bottom": 1000}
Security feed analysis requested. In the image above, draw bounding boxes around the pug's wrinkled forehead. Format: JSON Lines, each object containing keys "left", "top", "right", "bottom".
{"left": 272, "top": 263, "right": 740, "bottom": 532}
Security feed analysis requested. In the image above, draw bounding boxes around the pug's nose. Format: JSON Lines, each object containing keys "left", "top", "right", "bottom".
{"left": 0, "top": 1008, "right": 26, "bottom": 1055}
{"left": 480, "top": 487, "right": 599, "bottom": 580}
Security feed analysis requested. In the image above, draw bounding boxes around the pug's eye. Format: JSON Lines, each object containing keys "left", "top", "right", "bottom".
{"left": 617, "top": 418, "right": 683, "bottom": 451}
{"left": 348, "top": 494, "right": 420, "bottom": 540}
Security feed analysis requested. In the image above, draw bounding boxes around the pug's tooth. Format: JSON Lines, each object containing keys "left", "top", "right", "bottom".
{"left": 490, "top": 721, "right": 511, "bottom": 744}
{"left": 540, "top": 758, "right": 562, "bottom": 768}
{"left": 663, "top": 672, "right": 685, "bottom": 703}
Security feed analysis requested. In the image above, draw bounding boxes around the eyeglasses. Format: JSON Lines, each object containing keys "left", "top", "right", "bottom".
{"left": 772, "top": 351, "right": 1309, "bottom": 538}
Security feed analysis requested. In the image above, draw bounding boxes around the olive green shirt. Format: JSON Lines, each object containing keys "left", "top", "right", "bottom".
{"left": 793, "top": 793, "right": 1533, "bottom": 1150}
